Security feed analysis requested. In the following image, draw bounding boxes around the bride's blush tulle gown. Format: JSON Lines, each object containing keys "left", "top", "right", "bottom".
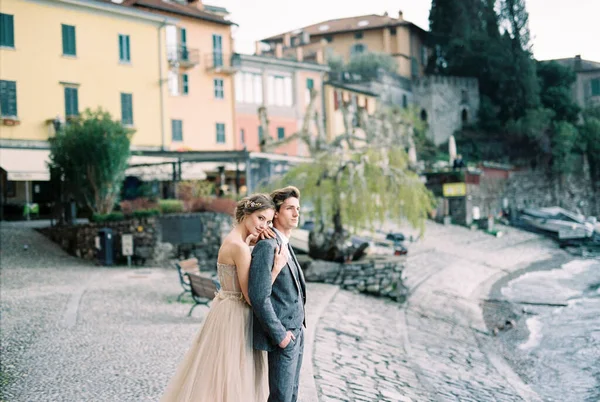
{"left": 161, "top": 263, "right": 268, "bottom": 402}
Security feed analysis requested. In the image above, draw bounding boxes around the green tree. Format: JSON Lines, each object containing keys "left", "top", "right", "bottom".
{"left": 260, "top": 90, "right": 435, "bottom": 261}
{"left": 49, "top": 108, "right": 132, "bottom": 215}
{"left": 346, "top": 52, "right": 398, "bottom": 80}
{"left": 537, "top": 61, "right": 580, "bottom": 123}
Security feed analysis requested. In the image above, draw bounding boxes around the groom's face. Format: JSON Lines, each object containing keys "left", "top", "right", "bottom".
{"left": 274, "top": 197, "right": 300, "bottom": 230}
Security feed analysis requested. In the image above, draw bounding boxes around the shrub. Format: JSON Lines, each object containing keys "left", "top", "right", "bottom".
{"left": 119, "top": 198, "right": 159, "bottom": 215}
{"left": 159, "top": 199, "right": 185, "bottom": 214}
{"left": 203, "top": 197, "right": 237, "bottom": 216}
{"left": 132, "top": 209, "right": 160, "bottom": 219}
{"left": 92, "top": 212, "right": 125, "bottom": 223}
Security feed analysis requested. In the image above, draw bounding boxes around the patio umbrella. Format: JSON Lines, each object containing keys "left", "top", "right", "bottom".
{"left": 449, "top": 135, "right": 457, "bottom": 164}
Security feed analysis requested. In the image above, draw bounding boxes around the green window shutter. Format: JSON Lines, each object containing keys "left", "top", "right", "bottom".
{"left": 277, "top": 127, "right": 285, "bottom": 139}
{"left": 121, "top": 93, "right": 133, "bottom": 125}
{"left": 62, "top": 24, "right": 76, "bottom": 56}
{"left": 216, "top": 123, "right": 225, "bottom": 143}
{"left": 0, "top": 80, "right": 17, "bottom": 117}
{"left": 182, "top": 74, "right": 189, "bottom": 94}
{"left": 172, "top": 120, "right": 183, "bottom": 141}
{"left": 0, "top": 14, "right": 15, "bottom": 47}
{"left": 306, "top": 78, "right": 314, "bottom": 90}
{"left": 119, "top": 35, "right": 131, "bottom": 62}
{"left": 258, "top": 126, "right": 264, "bottom": 143}
{"left": 214, "top": 79, "right": 224, "bottom": 98}
{"left": 592, "top": 79, "right": 600, "bottom": 96}
{"left": 64, "top": 87, "right": 78, "bottom": 117}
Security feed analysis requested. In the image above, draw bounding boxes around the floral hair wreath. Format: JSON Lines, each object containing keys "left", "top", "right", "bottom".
{"left": 245, "top": 201, "right": 262, "bottom": 209}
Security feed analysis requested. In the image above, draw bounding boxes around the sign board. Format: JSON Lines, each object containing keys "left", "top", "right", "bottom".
{"left": 443, "top": 183, "right": 467, "bottom": 197}
{"left": 122, "top": 234, "right": 134, "bottom": 256}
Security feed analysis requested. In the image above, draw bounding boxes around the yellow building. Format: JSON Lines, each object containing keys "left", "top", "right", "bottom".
{"left": 323, "top": 82, "right": 378, "bottom": 142}
{"left": 0, "top": 0, "right": 175, "bottom": 207}
{"left": 123, "top": 0, "right": 237, "bottom": 151}
{"left": 260, "top": 11, "right": 429, "bottom": 80}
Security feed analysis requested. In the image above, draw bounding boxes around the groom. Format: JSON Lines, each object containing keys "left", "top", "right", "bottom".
{"left": 249, "top": 186, "right": 306, "bottom": 402}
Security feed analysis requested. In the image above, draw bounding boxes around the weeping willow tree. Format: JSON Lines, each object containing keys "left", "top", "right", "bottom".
{"left": 260, "top": 89, "right": 435, "bottom": 261}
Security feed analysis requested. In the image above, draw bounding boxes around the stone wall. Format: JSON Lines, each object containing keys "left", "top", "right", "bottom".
{"left": 299, "top": 256, "right": 408, "bottom": 302}
{"left": 39, "top": 217, "right": 159, "bottom": 263}
{"left": 413, "top": 75, "right": 480, "bottom": 145}
{"left": 40, "top": 212, "right": 234, "bottom": 267}
{"left": 505, "top": 170, "right": 599, "bottom": 217}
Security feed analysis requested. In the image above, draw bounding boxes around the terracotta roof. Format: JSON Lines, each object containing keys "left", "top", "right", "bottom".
{"left": 115, "top": 0, "right": 235, "bottom": 25}
{"left": 262, "top": 13, "right": 426, "bottom": 42}
{"left": 546, "top": 56, "right": 600, "bottom": 72}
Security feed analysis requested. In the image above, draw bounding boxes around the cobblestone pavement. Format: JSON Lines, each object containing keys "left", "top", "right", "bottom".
{"left": 312, "top": 222, "right": 560, "bottom": 401}
{"left": 0, "top": 223, "right": 334, "bottom": 401}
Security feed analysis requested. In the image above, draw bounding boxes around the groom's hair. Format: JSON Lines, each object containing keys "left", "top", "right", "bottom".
{"left": 270, "top": 186, "right": 300, "bottom": 212}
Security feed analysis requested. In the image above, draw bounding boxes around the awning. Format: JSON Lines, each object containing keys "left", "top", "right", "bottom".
{"left": 0, "top": 148, "right": 51, "bottom": 181}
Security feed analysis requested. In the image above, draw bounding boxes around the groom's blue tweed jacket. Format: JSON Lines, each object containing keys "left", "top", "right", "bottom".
{"left": 248, "top": 233, "right": 306, "bottom": 352}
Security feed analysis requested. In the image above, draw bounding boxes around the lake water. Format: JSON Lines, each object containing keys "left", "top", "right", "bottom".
{"left": 501, "top": 258, "right": 600, "bottom": 402}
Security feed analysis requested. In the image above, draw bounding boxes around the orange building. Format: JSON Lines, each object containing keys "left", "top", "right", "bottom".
{"left": 234, "top": 51, "right": 329, "bottom": 157}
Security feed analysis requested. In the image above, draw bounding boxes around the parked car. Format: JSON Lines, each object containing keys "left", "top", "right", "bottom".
{"left": 386, "top": 232, "right": 406, "bottom": 243}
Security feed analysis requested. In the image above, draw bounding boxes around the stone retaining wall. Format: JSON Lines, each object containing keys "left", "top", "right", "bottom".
{"left": 39, "top": 217, "right": 159, "bottom": 263}
{"left": 39, "top": 212, "right": 233, "bottom": 267}
{"left": 299, "top": 256, "right": 408, "bottom": 302}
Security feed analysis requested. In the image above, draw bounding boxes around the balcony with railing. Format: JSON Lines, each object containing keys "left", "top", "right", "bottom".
{"left": 204, "top": 52, "right": 239, "bottom": 74}
{"left": 167, "top": 45, "right": 200, "bottom": 68}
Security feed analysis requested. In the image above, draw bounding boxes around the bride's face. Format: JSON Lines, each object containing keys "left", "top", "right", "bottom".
{"left": 244, "top": 208, "right": 274, "bottom": 235}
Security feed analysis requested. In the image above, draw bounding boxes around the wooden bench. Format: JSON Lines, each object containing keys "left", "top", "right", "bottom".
{"left": 175, "top": 258, "right": 200, "bottom": 301}
{"left": 186, "top": 272, "right": 219, "bottom": 317}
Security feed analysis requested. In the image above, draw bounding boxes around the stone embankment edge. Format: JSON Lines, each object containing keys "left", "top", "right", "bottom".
{"left": 300, "top": 285, "right": 341, "bottom": 402}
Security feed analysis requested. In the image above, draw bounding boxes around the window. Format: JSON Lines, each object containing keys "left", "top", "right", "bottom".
{"left": 390, "top": 27, "right": 397, "bottom": 36}
{"left": 324, "top": 35, "right": 333, "bottom": 43}
{"left": 354, "top": 32, "right": 363, "bottom": 39}
{"left": 421, "top": 46, "right": 428, "bottom": 66}
{"left": 62, "top": 24, "right": 76, "bottom": 56}
{"left": 0, "top": 80, "right": 17, "bottom": 117}
{"left": 214, "top": 78, "right": 224, "bottom": 99}
{"left": 305, "top": 78, "right": 314, "bottom": 105}
{"left": 235, "top": 72, "right": 262, "bottom": 103}
{"left": 402, "top": 94, "right": 407, "bottom": 109}
{"left": 182, "top": 74, "right": 189, "bottom": 94}
{"left": 0, "top": 13, "right": 15, "bottom": 48}
{"left": 212, "top": 34, "right": 223, "bottom": 67}
{"left": 350, "top": 44, "right": 365, "bottom": 56}
{"left": 592, "top": 78, "right": 600, "bottom": 96}
{"left": 119, "top": 34, "right": 131, "bottom": 62}
{"left": 277, "top": 127, "right": 285, "bottom": 140}
{"left": 216, "top": 123, "right": 226, "bottom": 144}
{"left": 171, "top": 119, "right": 183, "bottom": 142}
{"left": 267, "top": 75, "right": 293, "bottom": 106}
{"left": 64, "top": 87, "right": 79, "bottom": 117}
{"left": 121, "top": 93, "right": 133, "bottom": 126}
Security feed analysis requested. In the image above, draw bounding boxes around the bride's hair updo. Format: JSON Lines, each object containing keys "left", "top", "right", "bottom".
{"left": 235, "top": 193, "right": 275, "bottom": 223}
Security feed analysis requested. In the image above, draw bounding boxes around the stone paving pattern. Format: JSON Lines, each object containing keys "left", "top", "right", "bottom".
{"left": 312, "top": 223, "right": 558, "bottom": 401}
{"left": 1, "top": 221, "right": 559, "bottom": 401}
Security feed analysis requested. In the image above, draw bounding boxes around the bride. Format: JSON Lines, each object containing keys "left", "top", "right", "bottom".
{"left": 161, "top": 193, "right": 289, "bottom": 402}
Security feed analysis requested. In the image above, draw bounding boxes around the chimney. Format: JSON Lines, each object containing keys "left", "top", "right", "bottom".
{"left": 574, "top": 54, "right": 582, "bottom": 70}
{"left": 255, "top": 41, "right": 262, "bottom": 56}
{"left": 398, "top": 10, "right": 404, "bottom": 20}
{"left": 316, "top": 49, "right": 324, "bottom": 64}
{"left": 275, "top": 43, "right": 283, "bottom": 59}
{"left": 296, "top": 46, "right": 304, "bottom": 62}
{"left": 187, "top": 0, "right": 204, "bottom": 10}
{"left": 283, "top": 33, "right": 291, "bottom": 48}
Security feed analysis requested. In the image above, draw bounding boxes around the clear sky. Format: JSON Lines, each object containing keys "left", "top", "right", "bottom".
{"left": 215, "top": 0, "right": 600, "bottom": 62}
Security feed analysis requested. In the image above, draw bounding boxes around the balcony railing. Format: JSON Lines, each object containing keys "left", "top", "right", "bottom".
{"left": 204, "top": 52, "right": 239, "bottom": 74}
{"left": 167, "top": 45, "right": 200, "bottom": 68}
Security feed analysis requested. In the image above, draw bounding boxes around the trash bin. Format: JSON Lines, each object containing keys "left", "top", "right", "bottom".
{"left": 97, "top": 228, "right": 114, "bottom": 266}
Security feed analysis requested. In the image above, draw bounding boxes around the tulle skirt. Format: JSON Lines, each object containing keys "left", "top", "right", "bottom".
{"left": 161, "top": 292, "right": 268, "bottom": 402}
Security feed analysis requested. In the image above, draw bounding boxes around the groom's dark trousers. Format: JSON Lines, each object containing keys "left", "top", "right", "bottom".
{"left": 249, "top": 237, "right": 306, "bottom": 402}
